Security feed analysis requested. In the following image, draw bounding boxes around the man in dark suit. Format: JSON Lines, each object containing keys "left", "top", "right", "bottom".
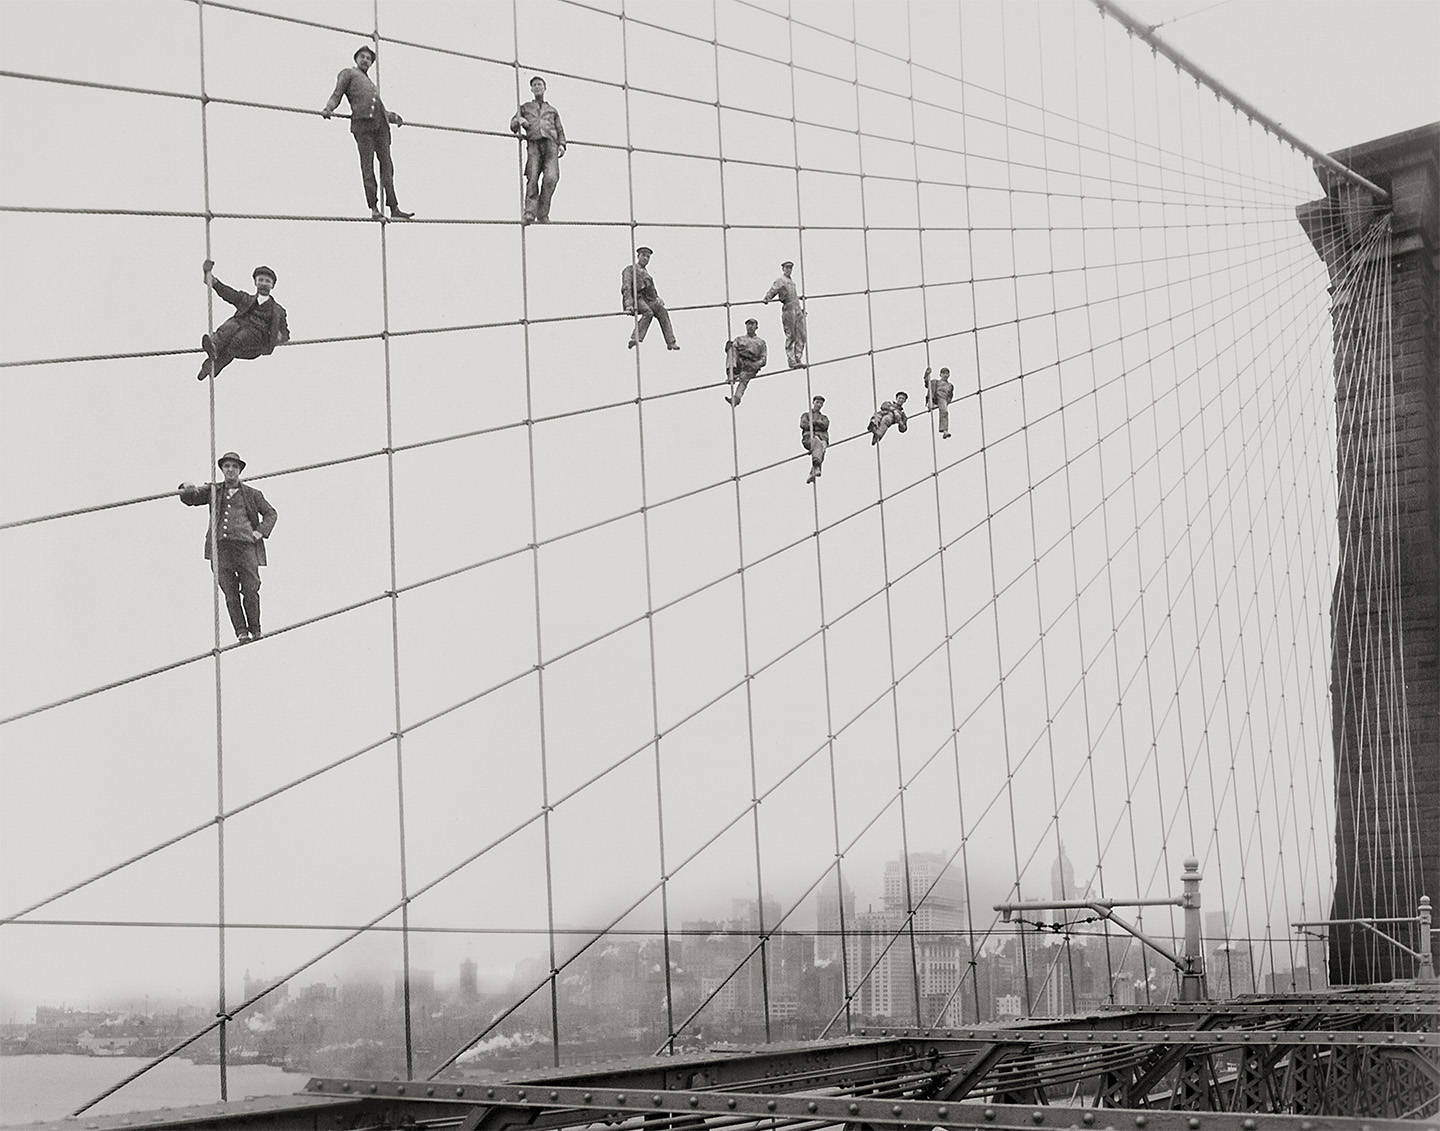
{"left": 197, "top": 260, "right": 290, "bottom": 381}
{"left": 178, "top": 452, "right": 278, "bottom": 643}
{"left": 321, "top": 44, "right": 414, "bottom": 220}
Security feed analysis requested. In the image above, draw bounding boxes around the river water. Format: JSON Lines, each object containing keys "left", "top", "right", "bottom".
{"left": 0, "top": 1055, "right": 312, "bottom": 1125}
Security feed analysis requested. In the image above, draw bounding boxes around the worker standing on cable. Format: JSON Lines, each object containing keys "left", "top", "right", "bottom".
{"left": 724, "top": 318, "right": 767, "bottom": 405}
{"left": 868, "top": 391, "right": 909, "bottom": 444}
{"left": 196, "top": 260, "right": 289, "bottom": 381}
{"left": 620, "top": 246, "right": 679, "bottom": 350}
{"left": 510, "top": 75, "right": 566, "bottom": 224}
{"left": 321, "top": 44, "right": 414, "bottom": 220}
{"left": 763, "top": 259, "right": 807, "bottom": 368}
{"left": 800, "top": 395, "right": 828, "bottom": 484}
{"left": 924, "top": 366, "right": 953, "bottom": 439}
{"left": 178, "top": 452, "right": 277, "bottom": 644}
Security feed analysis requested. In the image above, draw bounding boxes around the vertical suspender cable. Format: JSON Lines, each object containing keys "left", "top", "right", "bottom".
{"left": 848, "top": 0, "right": 923, "bottom": 1028}
{"left": 370, "top": 4, "right": 415, "bottom": 1077}
{"left": 784, "top": 0, "right": 855, "bottom": 1037}
{"left": 511, "top": 0, "right": 564, "bottom": 1067}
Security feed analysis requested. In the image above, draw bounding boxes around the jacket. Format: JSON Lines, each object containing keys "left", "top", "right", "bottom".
{"left": 179, "top": 482, "right": 278, "bottom": 565}
{"left": 323, "top": 67, "right": 391, "bottom": 129}
{"left": 728, "top": 333, "right": 767, "bottom": 371}
{"left": 510, "top": 99, "right": 566, "bottom": 146}
{"left": 211, "top": 278, "right": 290, "bottom": 355}
{"left": 620, "top": 264, "right": 660, "bottom": 309}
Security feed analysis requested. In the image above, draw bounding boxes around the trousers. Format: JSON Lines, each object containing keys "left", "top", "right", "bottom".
{"left": 729, "top": 366, "right": 761, "bottom": 404}
{"left": 201, "top": 319, "right": 269, "bottom": 379}
{"left": 353, "top": 118, "right": 399, "bottom": 209}
{"left": 781, "top": 304, "right": 807, "bottom": 367}
{"left": 213, "top": 539, "right": 261, "bottom": 637}
{"left": 523, "top": 138, "right": 561, "bottom": 221}
{"left": 931, "top": 388, "right": 951, "bottom": 434}
{"left": 630, "top": 299, "right": 677, "bottom": 347}
{"left": 805, "top": 435, "right": 827, "bottom": 477}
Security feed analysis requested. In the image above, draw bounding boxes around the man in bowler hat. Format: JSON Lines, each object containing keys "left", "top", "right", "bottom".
{"left": 620, "top": 247, "right": 679, "bottom": 350}
{"left": 178, "top": 453, "right": 278, "bottom": 643}
{"left": 321, "top": 44, "right": 414, "bottom": 220}
{"left": 510, "top": 75, "right": 566, "bottom": 223}
{"left": 724, "top": 318, "right": 767, "bottom": 405}
{"left": 763, "top": 259, "right": 807, "bottom": 368}
{"left": 198, "top": 260, "right": 290, "bottom": 381}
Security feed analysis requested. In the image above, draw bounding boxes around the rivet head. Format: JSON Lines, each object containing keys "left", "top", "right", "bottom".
{"left": 985, "top": 1110, "right": 997, "bottom": 1122}
{"left": 341, "top": 1084, "right": 351, "bottom": 1092}
{"left": 726, "top": 1099, "right": 737, "bottom": 1110}
{"left": 767, "top": 1100, "right": 777, "bottom": 1112}
{"left": 486, "top": 1088, "right": 494, "bottom": 1098}
{"left": 368, "top": 1084, "right": 377, "bottom": 1094}
{"left": 1242, "top": 1121, "right": 1256, "bottom": 1131}
{"left": 426, "top": 1087, "right": 435, "bottom": 1097}
{"left": 395, "top": 1085, "right": 405, "bottom": 1095}
{"left": 517, "top": 1091, "right": 527, "bottom": 1100}
{"left": 893, "top": 1105, "right": 903, "bottom": 1116}
{"left": 584, "top": 1093, "right": 593, "bottom": 1102}
{"left": 808, "top": 1102, "right": 819, "bottom": 1113}
{"left": 616, "top": 1094, "right": 627, "bottom": 1104}
{"left": 1082, "top": 1116, "right": 1095, "bottom": 1127}
{"left": 654, "top": 1096, "right": 664, "bottom": 1106}
{"left": 1188, "top": 1120, "right": 1200, "bottom": 1129}
{"left": 1135, "top": 1118, "right": 1147, "bottom": 1128}
{"left": 849, "top": 1104, "right": 860, "bottom": 1115}
{"left": 1033, "top": 1112, "right": 1046, "bottom": 1125}
{"left": 456, "top": 1087, "right": 466, "bottom": 1097}
{"left": 550, "top": 1091, "right": 559, "bottom": 1101}
{"left": 937, "top": 1108, "right": 949, "bottom": 1119}
{"left": 689, "top": 1097, "right": 700, "bottom": 1108}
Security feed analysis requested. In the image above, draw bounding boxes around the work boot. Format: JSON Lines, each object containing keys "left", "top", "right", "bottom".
{"left": 389, "top": 207, "right": 415, "bottom": 220}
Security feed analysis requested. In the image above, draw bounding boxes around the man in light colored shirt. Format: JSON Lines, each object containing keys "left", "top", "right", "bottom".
{"left": 620, "top": 247, "right": 679, "bottom": 350}
{"left": 869, "top": 391, "right": 909, "bottom": 444}
{"left": 763, "top": 260, "right": 807, "bottom": 368}
{"left": 322, "top": 44, "right": 414, "bottom": 220}
{"left": 197, "top": 260, "right": 290, "bottom": 381}
{"left": 724, "top": 319, "right": 768, "bottom": 406}
{"left": 924, "top": 365, "right": 954, "bottom": 438}
{"left": 800, "top": 395, "right": 829, "bottom": 484}
{"left": 510, "top": 76, "right": 566, "bottom": 224}
{"left": 178, "top": 452, "right": 278, "bottom": 644}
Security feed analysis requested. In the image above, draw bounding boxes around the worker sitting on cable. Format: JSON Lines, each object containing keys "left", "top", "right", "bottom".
{"left": 197, "top": 260, "right": 290, "bottom": 382}
{"left": 620, "top": 246, "right": 679, "bottom": 350}
{"left": 321, "top": 44, "right": 414, "bottom": 221}
{"left": 724, "top": 319, "right": 768, "bottom": 406}
{"left": 763, "top": 259, "right": 807, "bottom": 368}
{"left": 868, "top": 390, "right": 909, "bottom": 444}
{"left": 800, "top": 395, "right": 828, "bottom": 484}
{"left": 178, "top": 451, "right": 277, "bottom": 644}
{"left": 924, "top": 365, "right": 953, "bottom": 439}
{"left": 510, "top": 75, "right": 566, "bottom": 224}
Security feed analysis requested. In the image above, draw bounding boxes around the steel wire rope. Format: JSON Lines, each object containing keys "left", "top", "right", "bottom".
{"left": 192, "top": 0, "right": 233, "bottom": 1099}
{"left": 845, "top": 0, "right": 925, "bottom": 1032}
{"left": 2, "top": 233, "right": 1335, "bottom": 946}
{"left": 67, "top": 243, "right": 1344, "bottom": 1100}
{"left": 904, "top": 0, "right": 984, "bottom": 1029}
{"left": 507, "top": 8, "right": 565, "bottom": 1070}
{"left": 784, "top": 0, "right": 858, "bottom": 1043}
{"left": 617, "top": 0, "right": 681, "bottom": 1057}
{"left": 365, "top": 3, "right": 419, "bottom": 1079}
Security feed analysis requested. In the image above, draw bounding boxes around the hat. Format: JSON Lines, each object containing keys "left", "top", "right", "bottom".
{"left": 744, "top": 318, "right": 758, "bottom": 327}
{"left": 895, "top": 390, "right": 909, "bottom": 400}
{"left": 354, "top": 44, "right": 376, "bottom": 62}
{"left": 938, "top": 367, "right": 950, "bottom": 376}
{"left": 217, "top": 451, "right": 246, "bottom": 471}
{"left": 635, "top": 246, "right": 653, "bottom": 255}
{"left": 812, "top": 394, "right": 825, "bottom": 403}
{"left": 252, "top": 265, "right": 277, "bottom": 283}
{"left": 781, "top": 260, "right": 795, "bottom": 268}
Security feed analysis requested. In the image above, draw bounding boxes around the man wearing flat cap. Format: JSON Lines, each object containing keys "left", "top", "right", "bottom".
{"left": 197, "top": 260, "right": 290, "bottom": 381}
{"left": 868, "top": 390, "right": 909, "bottom": 444}
{"left": 724, "top": 318, "right": 767, "bottom": 406}
{"left": 800, "top": 394, "right": 829, "bottom": 484}
{"left": 178, "top": 452, "right": 278, "bottom": 644}
{"left": 924, "top": 365, "right": 954, "bottom": 439}
{"left": 510, "top": 75, "right": 566, "bottom": 223}
{"left": 321, "top": 44, "right": 415, "bottom": 220}
{"left": 763, "top": 259, "right": 807, "bottom": 369}
{"left": 620, "top": 246, "right": 679, "bottom": 350}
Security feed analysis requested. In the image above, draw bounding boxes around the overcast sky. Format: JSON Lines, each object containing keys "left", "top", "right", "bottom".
{"left": 0, "top": 0, "right": 1434, "bottom": 1071}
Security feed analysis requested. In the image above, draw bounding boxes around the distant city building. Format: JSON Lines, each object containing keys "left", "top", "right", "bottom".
{"left": 458, "top": 958, "right": 479, "bottom": 1001}
{"left": 816, "top": 877, "right": 855, "bottom": 966}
